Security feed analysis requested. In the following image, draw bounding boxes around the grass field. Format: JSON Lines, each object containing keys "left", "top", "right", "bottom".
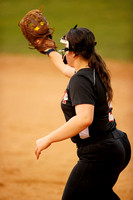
{"left": 0, "top": 0, "right": 133, "bottom": 60}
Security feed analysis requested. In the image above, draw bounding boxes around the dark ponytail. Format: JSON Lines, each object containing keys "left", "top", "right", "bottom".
{"left": 90, "top": 52, "right": 113, "bottom": 103}
{"left": 66, "top": 27, "right": 113, "bottom": 103}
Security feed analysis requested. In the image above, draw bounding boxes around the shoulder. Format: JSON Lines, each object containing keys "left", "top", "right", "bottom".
{"left": 68, "top": 68, "right": 96, "bottom": 106}
{"left": 69, "top": 68, "right": 95, "bottom": 87}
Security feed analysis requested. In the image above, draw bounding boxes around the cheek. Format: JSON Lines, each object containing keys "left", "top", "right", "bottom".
{"left": 66, "top": 55, "right": 71, "bottom": 65}
{"left": 66, "top": 53, "right": 73, "bottom": 66}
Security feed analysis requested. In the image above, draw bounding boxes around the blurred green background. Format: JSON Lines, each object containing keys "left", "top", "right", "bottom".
{"left": 0, "top": 0, "right": 133, "bottom": 61}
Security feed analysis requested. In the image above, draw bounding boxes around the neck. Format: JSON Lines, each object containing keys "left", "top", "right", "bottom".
{"left": 73, "top": 56, "right": 90, "bottom": 72}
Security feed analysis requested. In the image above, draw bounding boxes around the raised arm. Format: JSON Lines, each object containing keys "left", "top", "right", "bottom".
{"left": 19, "top": 10, "right": 74, "bottom": 77}
{"left": 48, "top": 51, "right": 75, "bottom": 78}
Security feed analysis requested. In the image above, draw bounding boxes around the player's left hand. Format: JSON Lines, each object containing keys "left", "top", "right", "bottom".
{"left": 35, "top": 135, "right": 51, "bottom": 160}
{"left": 19, "top": 9, "right": 56, "bottom": 54}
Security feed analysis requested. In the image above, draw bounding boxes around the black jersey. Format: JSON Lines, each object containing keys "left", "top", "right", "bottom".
{"left": 61, "top": 68, "right": 116, "bottom": 143}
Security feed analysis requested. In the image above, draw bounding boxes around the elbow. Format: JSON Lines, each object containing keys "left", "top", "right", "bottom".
{"left": 75, "top": 104, "right": 94, "bottom": 129}
{"left": 79, "top": 115, "right": 93, "bottom": 130}
{"left": 64, "top": 67, "right": 73, "bottom": 78}
{"left": 84, "top": 117, "right": 93, "bottom": 128}
{"left": 63, "top": 68, "right": 69, "bottom": 77}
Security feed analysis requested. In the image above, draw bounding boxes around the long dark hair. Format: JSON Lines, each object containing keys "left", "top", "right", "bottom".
{"left": 66, "top": 27, "right": 113, "bottom": 103}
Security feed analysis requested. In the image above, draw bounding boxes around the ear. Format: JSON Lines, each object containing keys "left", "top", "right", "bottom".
{"left": 71, "top": 51, "right": 78, "bottom": 57}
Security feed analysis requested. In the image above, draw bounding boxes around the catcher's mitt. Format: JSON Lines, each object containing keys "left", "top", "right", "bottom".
{"left": 19, "top": 9, "right": 56, "bottom": 54}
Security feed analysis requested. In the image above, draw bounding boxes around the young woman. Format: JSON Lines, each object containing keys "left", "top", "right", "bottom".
{"left": 35, "top": 27, "right": 131, "bottom": 200}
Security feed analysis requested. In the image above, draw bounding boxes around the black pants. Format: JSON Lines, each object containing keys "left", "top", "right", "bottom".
{"left": 62, "top": 129, "right": 131, "bottom": 200}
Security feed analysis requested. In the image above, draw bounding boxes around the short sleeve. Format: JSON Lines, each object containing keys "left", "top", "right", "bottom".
{"left": 69, "top": 74, "right": 96, "bottom": 106}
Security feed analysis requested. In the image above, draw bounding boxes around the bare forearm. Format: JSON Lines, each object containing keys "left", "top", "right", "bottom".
{"left": 35, "top": 115, "right": 87, "bottom": 159}
{"left": 35, "top": 104, "right": 94, "bottom": 159}
{"left": 49, "top": 51, "right": 75, "bottom": 78}
{"left": 48, "top": 115, "right": 90, "bottom": 144}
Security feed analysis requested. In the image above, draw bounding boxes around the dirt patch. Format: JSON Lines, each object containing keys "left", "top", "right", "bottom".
{"left": 0, "top": 54, "right": 133, "bottom": 200}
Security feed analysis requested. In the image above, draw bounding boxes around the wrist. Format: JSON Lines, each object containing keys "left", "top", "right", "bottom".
{"left": 46, "top": 48, "right": 56, "bottom": 56}
{"left": 46, "top": 134, "right": 53, "bottom": 145}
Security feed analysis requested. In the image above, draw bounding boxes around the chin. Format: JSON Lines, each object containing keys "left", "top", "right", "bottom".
{"left": 68, "top": 62, "right": 74, "bottom": 68}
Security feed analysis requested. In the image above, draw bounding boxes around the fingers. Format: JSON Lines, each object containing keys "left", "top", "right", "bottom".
{"left": 35, "top": 138, "right": 42, "bottom": 160}
{"left": 35, "top": 136, "right": 51, "bottom": 160}
{"left": 35, "top": 146, "right": 41, "bottom": 160}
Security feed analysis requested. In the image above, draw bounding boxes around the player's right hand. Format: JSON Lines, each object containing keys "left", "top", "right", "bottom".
{"left": 35, "top": 135, "right": 51, "bottom": 160}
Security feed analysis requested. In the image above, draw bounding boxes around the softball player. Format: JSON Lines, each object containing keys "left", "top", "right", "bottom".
{"left": 35, "top": 27, "right": 131, "bottom": 200}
